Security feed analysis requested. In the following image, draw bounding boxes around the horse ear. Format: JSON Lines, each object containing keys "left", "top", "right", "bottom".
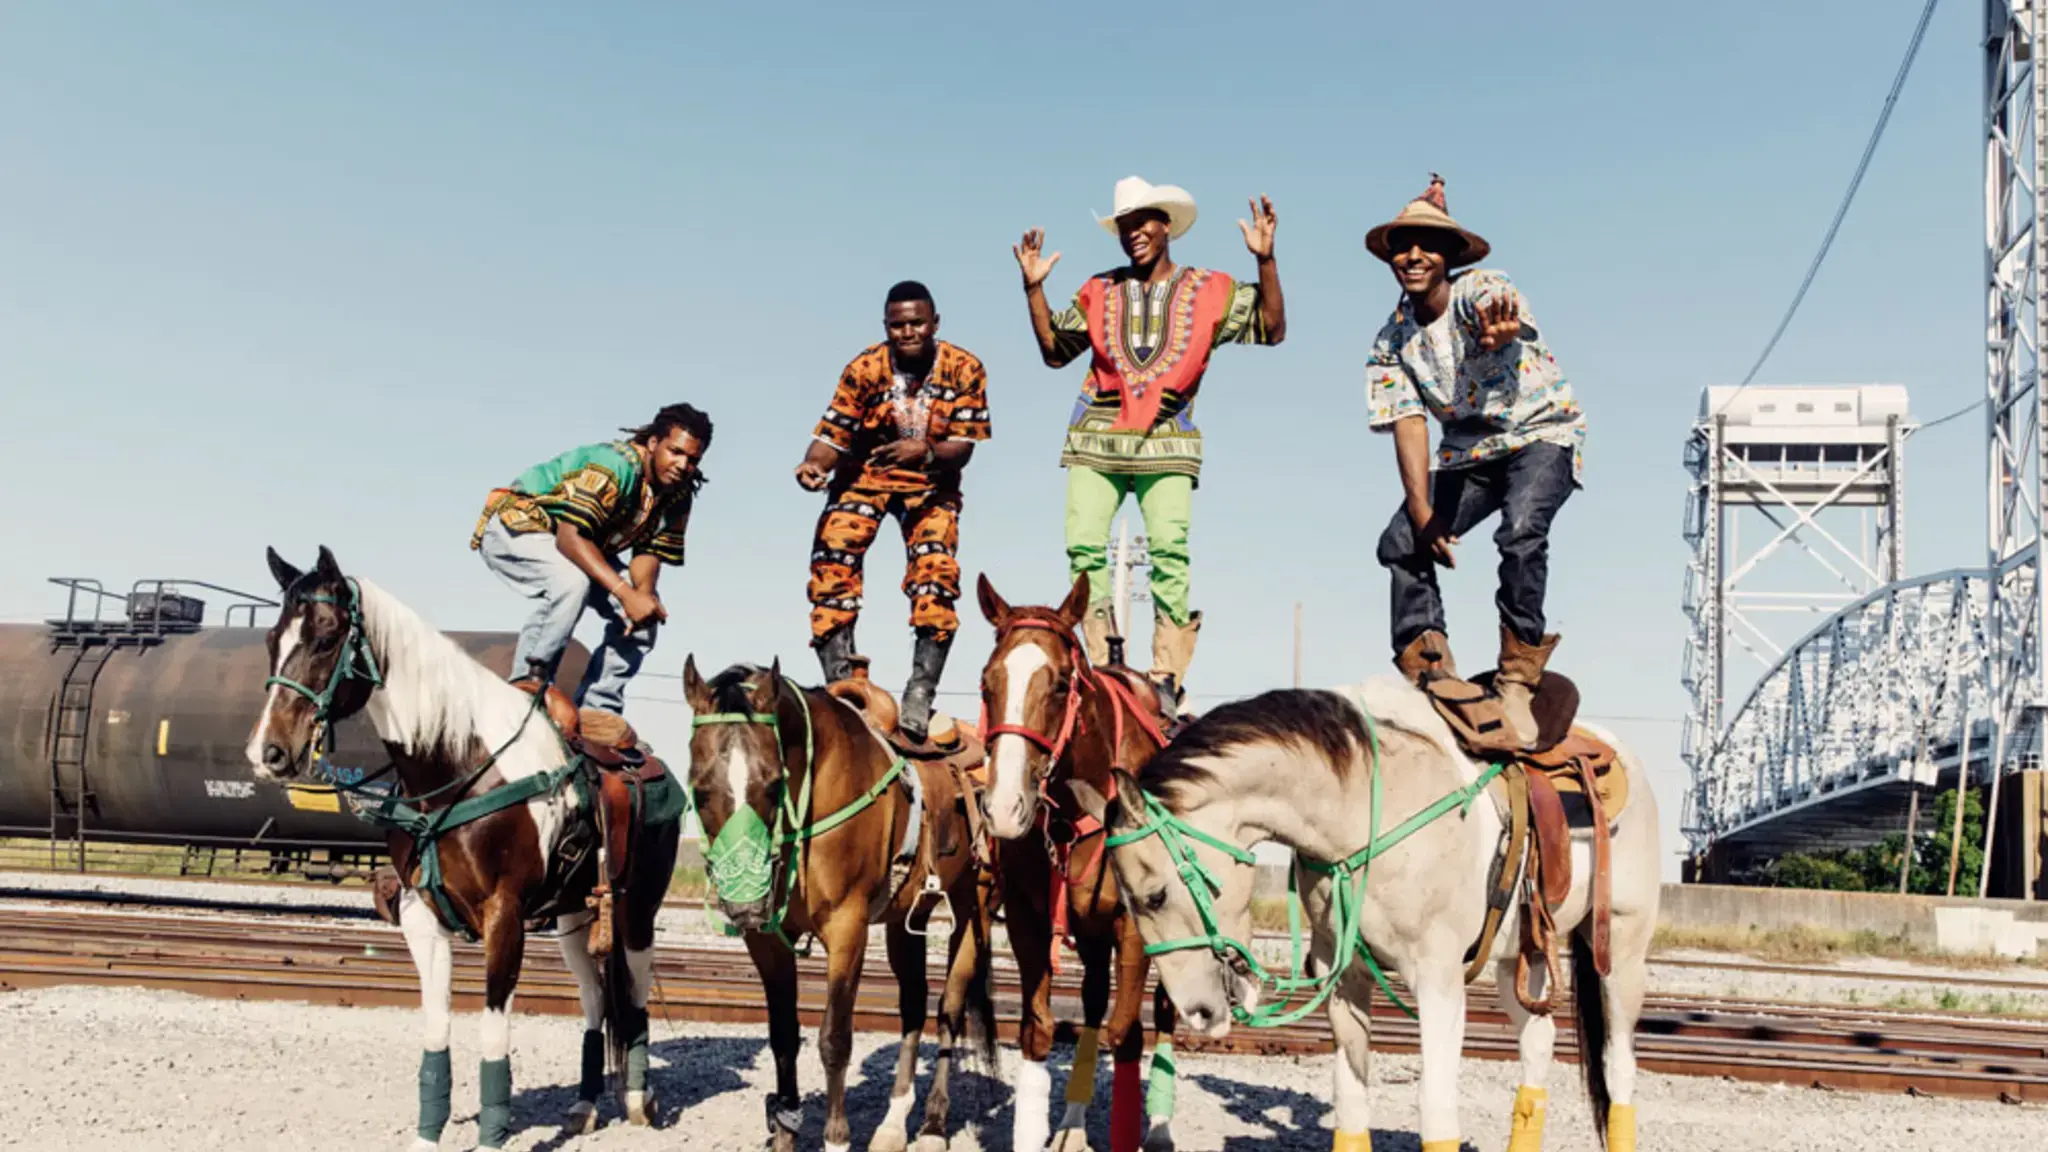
{"left": 1108, "top": 767, "right": 1146, "bottom": 823}
{"left": 1067, "top": 778, "right": 1111, "bottom": 826}
{"left": 266, "top": 547, "right": 303, "bottom": 591}
{"left": 1057, "top": 573, "right": 1090, "bottom": 624}
{"left": 314, "top": 545, "right": 342, "bottom": 582}
{"left": 977, "top": 572, "right": 1008, "bottom": 625}
{"left": 682, "top": 654, "right": 708, "bottom": 710}
{"left": 759, "top": 657, "right": 783, "bottom": 707}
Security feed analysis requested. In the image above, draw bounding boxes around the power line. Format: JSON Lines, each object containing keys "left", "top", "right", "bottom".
{"left": 1906, "top": 396, "right": 1983, "bottom": 435}
{"left": 1719, "top": 0, "right": 1942, "bottom": 411}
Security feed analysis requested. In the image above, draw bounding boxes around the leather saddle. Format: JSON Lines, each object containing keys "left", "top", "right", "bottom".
{"left": 510, "top": 678, "right": 668, "bottom": 956}
{"left": 823, "top": 673, "right": 993, "bottom": 868}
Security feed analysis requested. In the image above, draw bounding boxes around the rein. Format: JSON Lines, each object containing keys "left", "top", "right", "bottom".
{"left": 1103, "top": 713, "right": 1508, "bottom": 1026}
{"left": 689, "top": 675, "right": 910, "bottom": 952}
{"left": 264, "top": 578, "right": 589, "bottom": 941}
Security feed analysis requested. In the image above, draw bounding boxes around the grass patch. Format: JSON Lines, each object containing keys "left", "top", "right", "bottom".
{"left": 1652, "top": 922, "right": 2041, "bottom": 970}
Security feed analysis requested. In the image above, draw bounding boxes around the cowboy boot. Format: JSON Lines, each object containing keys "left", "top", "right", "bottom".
{"left": 1149, "top": 609, "right": 1202, "bottom": 708}
{"left": 899, "top": 627, "right": 953, "bottom": 745}
{"left": 1394, "top": 628, "right": 1459, "bottom": 686}
{"left": 1495, "top": 625, "right": 1560, "bottom": 750}
{"left": 1080, "top": 598, "right": 1114, "bottom": 667}
{"left": 814, "top": 624, "right": 858, "bottom": 686}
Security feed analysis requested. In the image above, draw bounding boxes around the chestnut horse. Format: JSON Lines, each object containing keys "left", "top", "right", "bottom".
{"left": 682, "top": 656, "right": 996, "bottom": 1152}
{"left": 975, "top": 574, "right": 1179, "bottom": 1152}
{"left": 246, "top": 546, "right": 680, "bottom": 1150}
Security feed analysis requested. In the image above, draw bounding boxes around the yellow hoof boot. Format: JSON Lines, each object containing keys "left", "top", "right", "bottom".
{"left": 1330, "top": 1131, "right": 1371, "bottom": 1152}
{"left": 1505, "top": 1085, "right": 1547, "bottom": 1152}
{"left": 1607, "top": 1102, "right": 1636, "bottom": 1152}
{"left": 1420, "top": 1142, "right": 1463, "bottom": 1152}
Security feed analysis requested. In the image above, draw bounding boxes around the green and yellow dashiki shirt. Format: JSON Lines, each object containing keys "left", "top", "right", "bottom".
{"left": 468, "top": 439, "right": 694, "bottom": 564}
{"left": 1364, "top": 268, "right": 1585, "bottom": 483}
{"left": 1045, "top": 267, "right": 1269, "bottom": 484}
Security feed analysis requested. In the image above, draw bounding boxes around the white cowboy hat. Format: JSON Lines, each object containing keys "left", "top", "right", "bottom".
{"left": 1095, "top": 175, "right": 1197, "bottom": 240}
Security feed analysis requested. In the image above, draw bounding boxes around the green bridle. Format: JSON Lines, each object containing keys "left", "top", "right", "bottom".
{"left": 263, "top": 579, "right": 385, "bottom": 730}
{"left": 687, "top": 675, "right": 907, "bottom": 951}
{"left": 1103, "top": 714, "right": 1508, "bottom": 1027}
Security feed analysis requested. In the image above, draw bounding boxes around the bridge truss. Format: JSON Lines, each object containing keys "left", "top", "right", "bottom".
{"left": 1682, "top": 2, "right": 2048, "bottom": 890}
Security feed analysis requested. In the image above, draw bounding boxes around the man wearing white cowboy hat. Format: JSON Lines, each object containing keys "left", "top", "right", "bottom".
{"left": 1362, "top": 173, "right": 1586, "bottom": 753}
{"left": 1011, "top": 175, "right": 1286, "bottom": 704}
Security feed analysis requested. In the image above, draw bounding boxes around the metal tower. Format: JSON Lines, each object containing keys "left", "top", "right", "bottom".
{"left": 1985, "top": 0, "right": 2048, "bottom": 797}
{"left": 1680, "top": 384, "right": 1909, "bottom": 849}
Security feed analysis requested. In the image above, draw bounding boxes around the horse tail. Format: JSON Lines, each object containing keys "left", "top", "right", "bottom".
{"left": 1569, "top": 931, "right": 1612, "bottom": 1144}
{"left": 960, "top": 886, "right": 1000, "bottom": 1073}
{"left": 598, "top": 891, "right": 635, "bottom": 1074}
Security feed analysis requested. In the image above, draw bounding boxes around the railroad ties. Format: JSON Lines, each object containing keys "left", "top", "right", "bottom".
{"left": 0, "top": 905, "right": 2043, "bottom": 1105}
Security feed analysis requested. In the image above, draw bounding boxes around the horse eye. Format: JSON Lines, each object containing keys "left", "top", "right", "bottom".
{"left": 1145, "top": 889, "right": 1167, "bottom": 912}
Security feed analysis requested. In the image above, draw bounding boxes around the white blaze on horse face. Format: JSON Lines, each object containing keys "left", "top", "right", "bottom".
{"left": 721, "top": 741, "right": 754, "bottom": 827}
{"left": 244, "top": 614, "right": 307, "bottom": 775}
{"left": 986, "top": 643, "right": 1051, "bottom": 838}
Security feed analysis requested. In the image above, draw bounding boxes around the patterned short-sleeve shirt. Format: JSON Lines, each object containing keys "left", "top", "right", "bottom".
{"left": 1364, "top": 268, "right": 1584, "bottom": 481}
{"left": 812, "top": 340, "right": 991, "bottom": 494}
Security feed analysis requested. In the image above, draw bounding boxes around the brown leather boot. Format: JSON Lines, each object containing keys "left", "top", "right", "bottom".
{"left": 1150, "top": 609, "right": 1203, "bottom": 706}
{"left": 1080, "top": 598, "right": 1114, "bottom": 666}
{"left": 1394, "top": 628, "right": 1460, "bottom": 685}
{"left": 1496, "top": 626, "right": 1560, "bottom": 749}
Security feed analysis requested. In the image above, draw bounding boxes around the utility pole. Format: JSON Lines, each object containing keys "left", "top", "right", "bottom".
{"left": 1293, "top": 602, "right": 1303, "bottom": 688}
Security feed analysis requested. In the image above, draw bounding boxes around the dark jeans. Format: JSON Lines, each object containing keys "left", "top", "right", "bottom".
{"left": 1375, "top": 440, "right": 1576, "bottom": 655}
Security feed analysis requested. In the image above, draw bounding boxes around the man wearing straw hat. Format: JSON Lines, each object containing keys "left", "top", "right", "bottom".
{"left": 1363, "top": 174, "right": 1584, "bottom": 753}
{"left": 1012, "top": 176, "right": 1286, "bottom": 705}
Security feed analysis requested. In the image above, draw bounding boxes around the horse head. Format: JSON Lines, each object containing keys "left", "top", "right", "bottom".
{"left": 246, "top": 545, "right": 383, "bottom": 782}
{"left": 683, "top": 654, "right": 790, "bottom": 931}
{"left": 1073, "top": 767, "right": 1255, "bottom": 1040}
{"left": 975, "top": 571, "right": 1091, "bottom": 839}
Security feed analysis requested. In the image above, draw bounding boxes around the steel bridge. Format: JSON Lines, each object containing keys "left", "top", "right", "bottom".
{"left": 1680, "top": 2, "right": 2048, "bottom": 893}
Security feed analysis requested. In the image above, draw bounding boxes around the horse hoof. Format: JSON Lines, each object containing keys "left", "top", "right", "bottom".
{"left": 564, "top": 1100, "right": 598, "bottom": 1135}
{"left": 1140, "top": 1122, "right": 1176, "bottom": 1152}
{"left": 1049, "top": 1128, "right": 1096, "bottom": 1152}
{"left": 866, "top": 1125, "right": 909, "bottom": 1152}
{"left": 913, "top": 1135, "right": 949, "bottom": 1152}
{"left": 625, "top": 1090, "right": 658, "bottom": 1127}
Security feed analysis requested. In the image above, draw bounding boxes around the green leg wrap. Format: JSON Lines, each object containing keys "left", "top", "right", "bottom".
{"left": 478, "top": 1057, "right": 513, "bottom": 1149}
{"left": 418, "top": 1047, "right": 453, "bottom": 1142}
{"left": 626, "top": 1005, "right": 650, "bottom": 1093}
{"left": 1145, "top": 1038, "right": 1177, "bottom": 1118}
{"left": 579, "top": 1029, "right": 605, "bottom": 1103}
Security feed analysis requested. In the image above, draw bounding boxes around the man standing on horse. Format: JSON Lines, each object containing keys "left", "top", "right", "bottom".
{"left": 1363, "top": 175, "right": 1585, "bottom": 751}
{"left": 795, "top": 279, "right": 992, "bottom": 746}
{"left": 1013, "top": 176, "right": 1286, "bottom": 704}
{"left": 470, "top": 402, "right": 712, "bottom": 717}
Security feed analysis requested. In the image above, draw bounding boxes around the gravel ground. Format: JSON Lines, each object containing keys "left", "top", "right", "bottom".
{"left": 0, "top": 984, "right": 2036, "bottom": 1152}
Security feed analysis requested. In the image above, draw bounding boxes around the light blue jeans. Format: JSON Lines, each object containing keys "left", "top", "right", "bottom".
{"left": 477, "top": 514, "right": 655, "bottom": 715}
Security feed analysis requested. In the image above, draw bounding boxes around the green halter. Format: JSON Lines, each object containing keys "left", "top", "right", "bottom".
{"left": 688, "top": 675, "right": 908, "bottom": 952}
{"left": 264, "top": 579, "right": 385, "bottom": 723}
{"left": 1104, "top": 713, "right": 1508, "bottom": 1026}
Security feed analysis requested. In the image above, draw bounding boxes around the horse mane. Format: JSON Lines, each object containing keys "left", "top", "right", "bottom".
{"left": 705, "top": 663, "right": 780, "bottom": 714}
{"left": 1136, "top": 675, "right": 1463, "bottom": 808}
{"left": 353, "top": 576, "right": 565, "bottom": 772}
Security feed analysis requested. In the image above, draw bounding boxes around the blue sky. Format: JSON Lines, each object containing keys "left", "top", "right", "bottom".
{"left": 0, "top": 2, "right": 1991, "bottom": 878}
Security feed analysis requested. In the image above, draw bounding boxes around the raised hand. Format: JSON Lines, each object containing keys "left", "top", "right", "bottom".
{"left": 1238, "top": 195, "right": 1277, "bottom": 259}
{"left": 1013, "top": 228, "right": 1062, "bottom": 287}
{"left": 1475, "top": 292, "right": 1523, "bottom": 351}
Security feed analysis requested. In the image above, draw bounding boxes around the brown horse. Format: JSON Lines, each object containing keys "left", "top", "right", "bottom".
{"left": 975, "top": 573, "right": 1179, "bottom": 1152}
{"left": 682, "top": 656, "right": 996, "bottom": 1152}
{"left": 245, "top": 546, "right": 681, "bottom": 1150}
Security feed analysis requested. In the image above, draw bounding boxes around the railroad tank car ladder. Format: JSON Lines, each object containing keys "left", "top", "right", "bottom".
{"left": 48, "top": 640, "right": 115, "bottom": 869}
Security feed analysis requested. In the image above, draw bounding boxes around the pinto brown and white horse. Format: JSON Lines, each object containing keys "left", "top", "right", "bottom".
{"left": 975, "top": 574, "right": 1179, "bottom": 1152}
{"left": 245, "top": 546, "right": 680, "bottom": 1150}
{"left": 682, "top": 656, "right": 997, "bottom": 1152}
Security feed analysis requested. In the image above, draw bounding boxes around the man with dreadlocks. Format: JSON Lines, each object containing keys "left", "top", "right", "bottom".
{"left": 796, "top": 280, "right": 991, "bottom": 745}
{"left": 471, "top": 402, "right": 713, "bottom": 717}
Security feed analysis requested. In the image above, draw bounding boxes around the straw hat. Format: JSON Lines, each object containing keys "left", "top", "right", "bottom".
{"left": 1365, "top": 174, "right": 1490, "bottom": 268}
{"left": 1095, "top": 175, "right": 1197, "bottom": 240}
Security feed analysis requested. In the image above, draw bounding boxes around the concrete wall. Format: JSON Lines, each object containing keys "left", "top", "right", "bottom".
{"left": 1651, "top": 882, "right": 2048, "bottom": 958}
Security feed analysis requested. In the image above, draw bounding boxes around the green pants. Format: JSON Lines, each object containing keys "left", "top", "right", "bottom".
{"left": 1064, "top": 466, "right": 1194, "bottom": 626}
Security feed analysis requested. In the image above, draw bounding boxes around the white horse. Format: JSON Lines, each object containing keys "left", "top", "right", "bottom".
{"left": 1074, "top": 676, "right": 1660, "bottom": 1152}
{"left": 245, "top": 546, "right": 679, "bottom": 1150}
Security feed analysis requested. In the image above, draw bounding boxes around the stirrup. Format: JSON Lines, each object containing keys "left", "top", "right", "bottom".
{"left": 903, "top": 874, "right": 952, "bottom": 937}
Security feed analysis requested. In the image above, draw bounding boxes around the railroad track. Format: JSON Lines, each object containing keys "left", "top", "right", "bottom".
{"left": 1, "top": 906, "right": 2043, "bottom": 1104}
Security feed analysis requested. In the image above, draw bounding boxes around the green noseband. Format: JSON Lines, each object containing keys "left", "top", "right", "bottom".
{"left": 264, "top": 578, "right": 384, "bottom": 726}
